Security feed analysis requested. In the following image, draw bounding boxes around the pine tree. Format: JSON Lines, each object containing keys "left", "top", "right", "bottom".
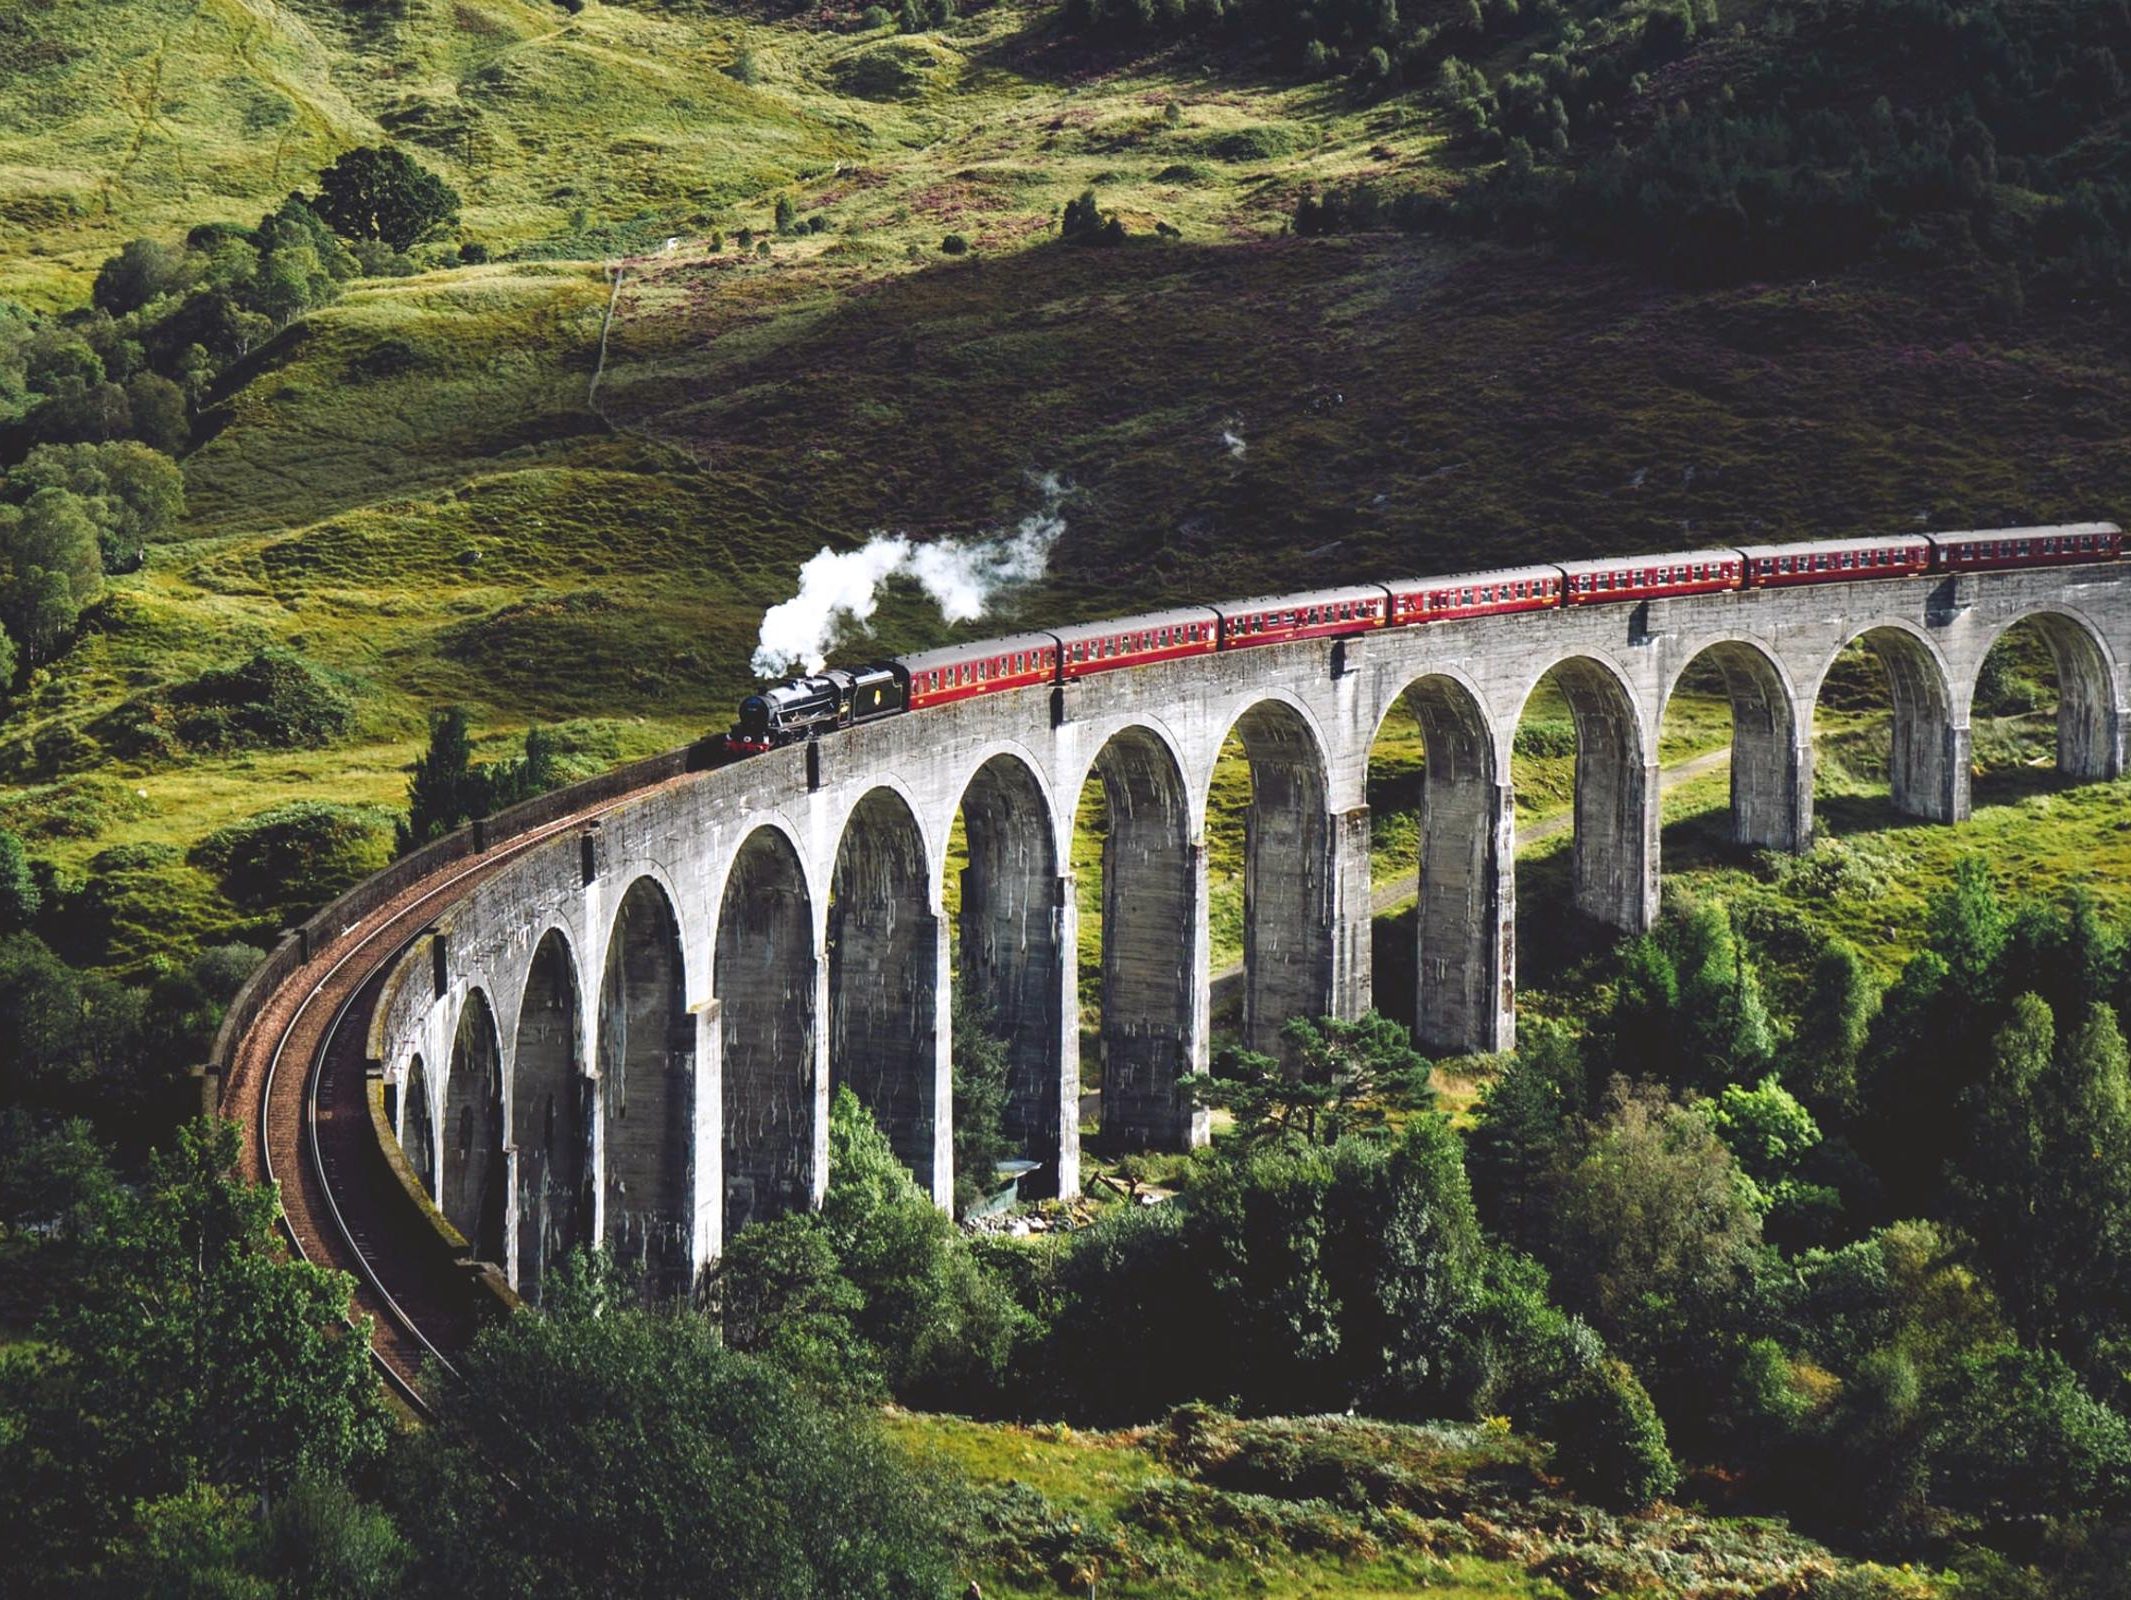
{"left": 1674, "top": 901, "right": 1774, "bottom": 1091}
{"left": 398, "top": 706, "right": 477, "bottom": 853}
{"left": 950, "top": 991, "right": 1013, "bottom": 1217}
{"left": 1787, "top": 937, "right": 1876, "bottom": 1115}
{"left": 1467, "top": 1023, "right": 1586, "bottom": 1251}
{"left": 1604, "top": 934, "right": 1680, "bottom": 1092}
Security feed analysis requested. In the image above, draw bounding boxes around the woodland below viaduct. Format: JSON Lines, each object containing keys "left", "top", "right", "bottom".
{"left": 308, "top": 563, "right": 2131, "bottom": 1303}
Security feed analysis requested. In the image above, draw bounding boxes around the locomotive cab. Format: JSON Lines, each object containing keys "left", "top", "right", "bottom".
{"left": 724, "top": 663, "right": 908, "bottom": 754}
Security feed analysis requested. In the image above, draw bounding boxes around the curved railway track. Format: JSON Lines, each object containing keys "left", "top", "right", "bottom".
{"left": 223, "top": 780, "right": 693, "bottom": 1411}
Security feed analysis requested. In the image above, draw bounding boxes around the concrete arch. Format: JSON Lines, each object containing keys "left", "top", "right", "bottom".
{"left": 402, "top": 1051, "right": 437, "bottom": 1200}
{"left": 716, "top": 826, "right": 818, "bottom": 1244}
{"left": 441, "top": 989, "right": 507, "bottom": 1265}
{"left": 1662, "top": 637, "right": 1811, "bottom": 851}
{"left": 1374, "top": 671, "right": 1515, "bottom": 1054}
{"left": 952, "top": 750, "right": 1072, "bottom": 1192}
{"left": 511, "top": 928, "right": 588, "bottom": 1301}
{"left": 1976, "top": 608, "right": 2126, "bottom": 781}
{"left": 1812, "top": 621, "right": 1966, "bottom": 823}
{"left": 1065, "top": 713, "right": 1200, "bottom": 842}
{"left": 1217, "top": 697, "right": 1336, "bottom": 1055}
{"left": 1517, "top": 652, "right": 1658, "bottom": 933}
{"left": 824, "top": 773, "right": 937, "bottom": 906}
{"left": 599, "top": 877, "right": 693, "bottom": 1299}
{"left": 1082, "top": 723, "right": 1203, "bottom": 1150}
{"left": 829, "top": 787, "right": 945, "bottom": 1202}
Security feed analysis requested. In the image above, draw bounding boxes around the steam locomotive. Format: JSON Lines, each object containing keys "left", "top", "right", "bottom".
{"left": 724, "top": 522, "right": 2122, "bottom": 753}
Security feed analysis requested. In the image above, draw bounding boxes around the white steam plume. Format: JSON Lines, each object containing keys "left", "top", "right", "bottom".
{"left": 751, "top": 474, "right": 1069, "bottom": 678}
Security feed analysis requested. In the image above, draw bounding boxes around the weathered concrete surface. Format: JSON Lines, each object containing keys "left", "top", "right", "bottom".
{"left": 363, "top": 564, "right": 2129, "bottom": 1294}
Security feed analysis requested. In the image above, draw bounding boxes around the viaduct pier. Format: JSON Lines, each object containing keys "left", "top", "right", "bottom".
{"left": 215, "top": 556, "right": 2131, "bottom": 1375}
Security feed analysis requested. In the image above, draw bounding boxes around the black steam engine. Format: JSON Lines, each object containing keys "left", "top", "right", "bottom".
{"left": 727, "top": 663, "right": 907, "bottom": 754}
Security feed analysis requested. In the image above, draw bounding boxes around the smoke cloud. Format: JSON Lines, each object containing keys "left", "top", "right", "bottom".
{"left": 751, "top": 474, "right": 1069, "bottom": 678}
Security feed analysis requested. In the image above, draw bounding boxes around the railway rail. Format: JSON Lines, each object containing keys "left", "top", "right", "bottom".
{"left": 221, "top": 780, "right": 695, "bottom": 1411}
{"left": 216, "top": 522, "right": 2122, "bottom": 1404}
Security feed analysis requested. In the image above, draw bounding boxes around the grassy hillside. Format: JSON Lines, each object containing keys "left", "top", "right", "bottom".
{"left": 894, "top": 1409, "right": 1952, "bottom": 1598}
{"left": 0, "top": 0, "right": 854, "bottom": 305}
{"left": 2, "top": 0, "right": 2127, "bottom": 978}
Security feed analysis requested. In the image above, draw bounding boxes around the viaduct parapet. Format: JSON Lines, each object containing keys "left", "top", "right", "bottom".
{"left": 246, "top": 564, "right": 2131, "bottom": 1302}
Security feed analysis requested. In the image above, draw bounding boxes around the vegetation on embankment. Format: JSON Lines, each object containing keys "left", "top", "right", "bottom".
{"left": 5, "top": 3, "right": 2131, "bottom": 1589}
{"left": 2, "top": 0, "right": 2129, "bottom": 977}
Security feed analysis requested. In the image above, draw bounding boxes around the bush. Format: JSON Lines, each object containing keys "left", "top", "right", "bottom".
{"left": 1923, "top": 1346, "right": 2131, "bottom": 1521}
{"left": 1202, "top": 126, "right": 1299, "bottom": 163}
{"left": 98, "top": 648, "right": 357, "bottom": 762}
{"left": 1545, "top": 1359, "right": 1680, "bottom": 1507}
{"left": 388, "top": 1279, "right": 956, "bottom": 1599}
{"left": 183, "top": 649, "right": 356, "bottom": 748}
{"left": 940, "top": 233, "right": 970, "bottom": 255}
{"left": 191, "top": 802, "right": 395, "bottom": 917}
{"left": 1060, "top": 189, "right": 1126, "bottom": 245}
{"left": 1042, "top": 1118, "right": 1486, "bottom": 1420}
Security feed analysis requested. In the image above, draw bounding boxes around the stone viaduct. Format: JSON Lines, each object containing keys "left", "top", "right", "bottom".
{"left": 356, "top": 563, "right": 2131, "bottom": 1301}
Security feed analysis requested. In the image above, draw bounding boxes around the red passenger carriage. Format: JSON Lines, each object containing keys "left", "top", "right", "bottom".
{"left": 1737, "top": 536, "right": 1931, "bottom": 587}
{"left": 901, "top": 632, "right": 1059, "bottom": 710}
{"left": 1384, "top": 565, "right": 1562, "bottom": 625}
{"left": 1558, "top": 550, "right": 1742, "bottom": 605}
{"left": 1214, "top": 586, "right": 1387, "bottom": 649}
{"left": 1052, "top": 608, "right": 1222, "bottom": 679}
{"left": 1928, "top": 522, "right": 2123, "bottom": 572}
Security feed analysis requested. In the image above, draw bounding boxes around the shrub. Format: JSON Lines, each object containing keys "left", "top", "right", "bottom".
{"left": 940, "top": 232, "right": 970, "bottom": 255}
{"left": 1545, "top": 1358, "right": 1679, "bottom": 1507}
{"left": 830, "top": 42, "right": 937, "bottom": 101}
{"left": 1202, "top": 126, "right": 1299, "bottom": 163}
{"left": 98, "top": 649, "right": 357, "bottom": 762}
{"left": 191, "top": 802, "right": 395, "bottom": 916}
{"left": 1060, "top": 188, "right": 1126, "bottom": 245}
{"left": 1924, "top": 1345, "right": 2131, "bottom": 1521}
{"left": 183, "top": 649, "right": 356, "bottom": 749}
{"left": 388, "top": 1282, "right": 955, "bottom": 1599}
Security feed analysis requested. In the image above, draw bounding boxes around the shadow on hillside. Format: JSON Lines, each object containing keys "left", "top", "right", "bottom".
{"left": 964, "top": 8, "right": 1323, "bottom": 95}
{"left": 597, "top": 227, "right": 2131, "bottom": 654}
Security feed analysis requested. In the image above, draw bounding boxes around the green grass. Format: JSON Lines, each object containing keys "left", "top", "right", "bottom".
{"left": 887, "top": 1409, "right": 1953, "bottom": 1599}
{"left": 0, "top": 0, "right": 857, "bottom": 305}
{"left": 6, "top": 0, "right": 2130, "bottom": 980}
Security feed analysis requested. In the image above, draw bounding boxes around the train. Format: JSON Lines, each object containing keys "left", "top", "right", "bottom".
{"left": 723, "top": 522, "right": 2122, "bottom": 753}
